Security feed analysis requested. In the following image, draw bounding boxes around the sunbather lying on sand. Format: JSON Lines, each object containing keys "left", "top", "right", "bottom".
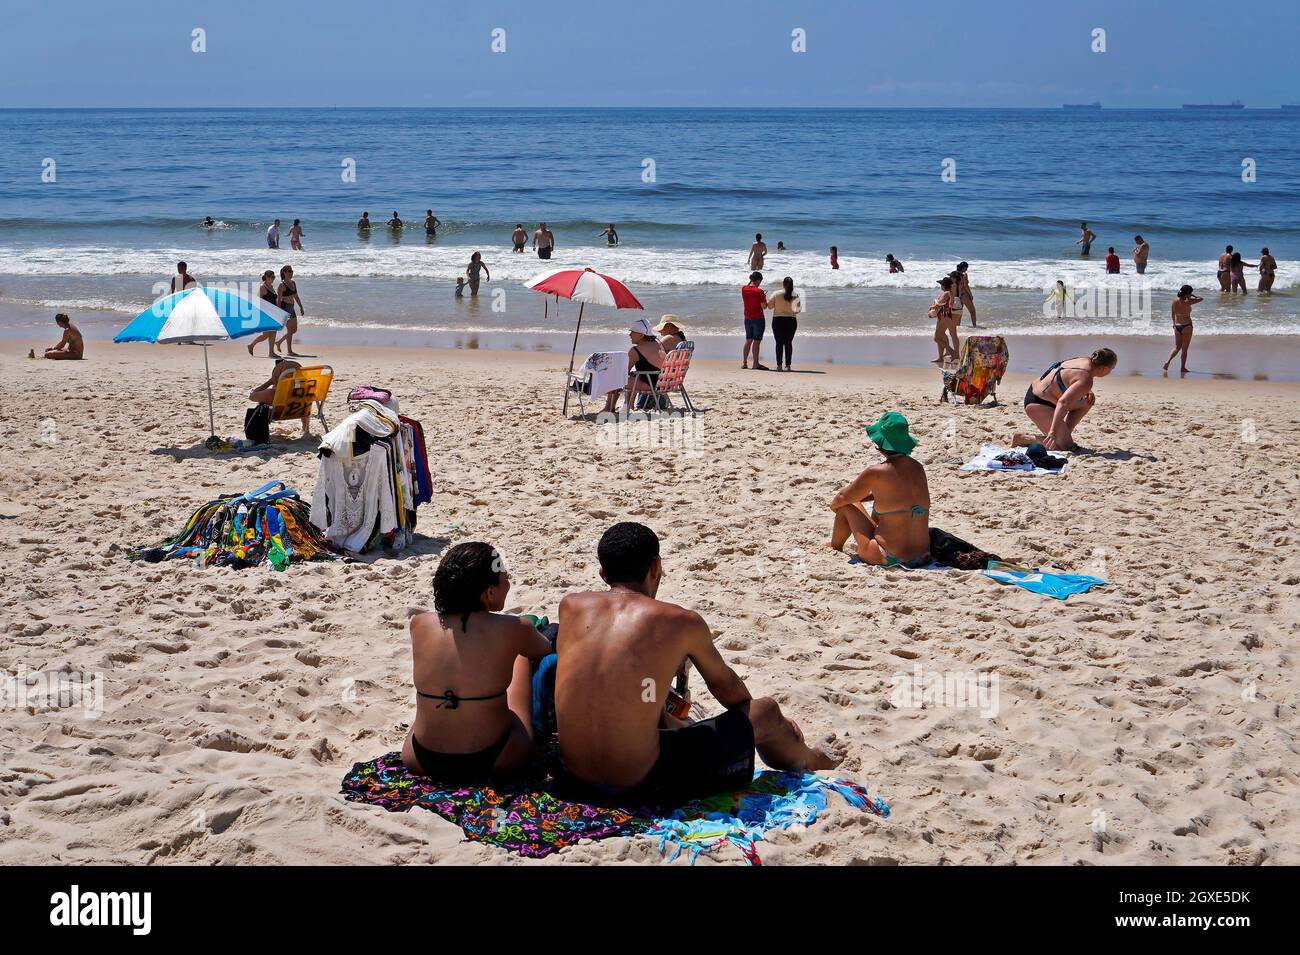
{"left": 829, "top": 412, "right": 932, "bottom": 568}
{"left": 1013, "top": 347, "right": 1117, "bottom": 452}
{"left": 401, "top": 542, "right": 552, "bottom": 782}
{"left": 555, "top": 522, "right": 844, "bottom": 803}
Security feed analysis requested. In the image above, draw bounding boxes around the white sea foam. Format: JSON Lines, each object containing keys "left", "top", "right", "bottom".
{"left": 0, "top": 243, "right": 1284, "bottom": 293}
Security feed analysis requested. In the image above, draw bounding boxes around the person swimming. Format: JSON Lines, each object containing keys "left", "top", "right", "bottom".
{"left": 829, "top": 412, "right": 932, "bottom": 568}
{"left": 402, "top": 542, "right": 552, "bottom": 782}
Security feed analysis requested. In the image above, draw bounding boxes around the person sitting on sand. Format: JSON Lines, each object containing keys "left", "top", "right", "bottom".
{"left": 554, "top": 522, "right": 844, "bottom": 803}
{"left": 38, "top": 313, "right": 84, "bottom": 360}
{"left": 402, "top": 542, "right": 552, "bottom": 782}
{"left": 655, "top": 316, "right": 686, "bottom": 351}
{"left": 829, "top": 412, "right": 932, "bottom": 568}
{"left": 1163, "top": 285, "right": 1202, "bottom": 375}
{"left": 1013, "top": 347, "right": 1118, "bottom": 452}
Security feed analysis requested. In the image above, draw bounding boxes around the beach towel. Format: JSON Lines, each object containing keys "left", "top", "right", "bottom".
{"left": 983, "top": 561, "right": 1106, "bottom": 599}
{"left": 962, "top": 442, "right": 1068, "bottom": 476}
{"left": 340, "top": 750, "right": 888, "bottom": 865}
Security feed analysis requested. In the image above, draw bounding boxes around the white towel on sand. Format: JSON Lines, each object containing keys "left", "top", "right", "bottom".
{"left": 961, "top": 442, "right": 1068, "bottom": 476}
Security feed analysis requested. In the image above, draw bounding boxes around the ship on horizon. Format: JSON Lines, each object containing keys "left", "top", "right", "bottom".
{"left": 1182, "top": 100, "right": 1245, "bottom": 110}
{"left": 1063, "top": 101, "right": 1101, "bottom": 110}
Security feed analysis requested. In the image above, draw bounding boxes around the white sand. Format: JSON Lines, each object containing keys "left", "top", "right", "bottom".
{"left": 1, "top": 341, "right": 1297, "bottom": 865}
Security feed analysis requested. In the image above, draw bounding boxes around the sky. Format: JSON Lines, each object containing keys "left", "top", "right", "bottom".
{"left": 2, "top": 0, "right": 1297, "bottom": 108}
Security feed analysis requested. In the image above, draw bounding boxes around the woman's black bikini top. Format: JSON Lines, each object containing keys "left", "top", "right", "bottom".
{"left": 416, "top": 687, "right": 507, "bottom": 710}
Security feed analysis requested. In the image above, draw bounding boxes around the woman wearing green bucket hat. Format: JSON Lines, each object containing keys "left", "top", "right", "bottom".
{"left": 829, "top": 412, "right": 932, "bottom": 568}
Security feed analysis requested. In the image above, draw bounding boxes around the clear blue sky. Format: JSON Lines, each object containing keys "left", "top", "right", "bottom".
{"left": 3, "top": 0, "right": 1297, "bottom": 108}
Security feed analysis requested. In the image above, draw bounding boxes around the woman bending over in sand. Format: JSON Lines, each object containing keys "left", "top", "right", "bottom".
{"left": 402, "top": 542, "right": 552, "bottom": 782}
{"left": 1014, "top": 347, "right": 1118, "bottom": 452}
{"left": 929, "top": 277, "right": 960, "bottom": 363}
{"left": 829, "top": 412, "right": 932, "bottom": 569}
{"left": 1163, "top": 285, "right": 1202, "bottom": 375}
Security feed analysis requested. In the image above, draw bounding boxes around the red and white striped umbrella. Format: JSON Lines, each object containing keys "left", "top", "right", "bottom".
{"left": 524, "top": 267, "right": 645, "bottom": 417}
{"left": 524, "top": 267, "right": 644, "bottom": 309}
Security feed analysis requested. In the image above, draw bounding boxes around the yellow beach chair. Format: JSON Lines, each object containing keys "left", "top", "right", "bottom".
{"left": 270, "top": 364, "right": 333, "bottom": 432}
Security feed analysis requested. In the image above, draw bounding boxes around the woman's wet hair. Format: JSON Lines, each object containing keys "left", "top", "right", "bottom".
{"left": 433, "top": 542, "right": 503, "bottom": 632}
{"left": 782, "top": 276, "right": 795, "bottom": 302}
{"left": 1231, "top": 252, "right": 1242, "bottom": 265}
{"left": 1178, "top": 285, "right": 1195, "bottom": 299}
{"left": 597, "top": 522, "right": 660, "bottom": 585}
{"left": 1090, "top": 347, "right": 1118, "bottom": 368}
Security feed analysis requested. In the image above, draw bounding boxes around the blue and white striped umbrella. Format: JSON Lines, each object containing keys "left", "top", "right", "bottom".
{"left": 114, "top": 286, "right": 285, "bottom": 344}
{"left": 114, "top": 287, "right": 287, "bottom": 438}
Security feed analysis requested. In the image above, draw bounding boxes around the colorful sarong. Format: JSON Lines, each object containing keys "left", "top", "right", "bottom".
{"left": 340, "top": 750, "right": 889, "bottom": 864}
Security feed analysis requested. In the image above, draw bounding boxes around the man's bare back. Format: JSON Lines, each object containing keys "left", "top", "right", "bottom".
{"left": 553, "top": 522, "right": 844, "bottom": 803}
{"left": 556, "top": 589, "right": 734, "bottom": 788}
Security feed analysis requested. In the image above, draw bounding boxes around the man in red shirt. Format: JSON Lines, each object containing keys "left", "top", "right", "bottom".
{"left": 1104, "top": 247, "right": 1121, "bottom": 274}
{"left": 741, "top": 271, "right": 769, "bottom": 370}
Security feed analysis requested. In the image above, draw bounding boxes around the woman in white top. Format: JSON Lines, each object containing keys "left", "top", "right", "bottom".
{"left": 767, "top": 276, "right": 803, "bottom": 371}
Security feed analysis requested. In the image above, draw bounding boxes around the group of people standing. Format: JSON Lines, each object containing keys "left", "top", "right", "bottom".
{"left": 1216, "top": 244, "right": 1276, "bottom": 293}
{"left": 927, "top": 262, "right": 977, "bottom": 363}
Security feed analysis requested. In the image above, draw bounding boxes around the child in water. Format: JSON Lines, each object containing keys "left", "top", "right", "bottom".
{"left": 1046, "top": 280, "right": 1073, "bottom": 318}
{"left": 455, "top": 277, "right": 465, "bottom": 299}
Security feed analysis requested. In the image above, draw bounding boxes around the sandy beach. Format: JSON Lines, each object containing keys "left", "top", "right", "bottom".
{"left": 2, "top": 338, "right": 1297, "bottom": 866}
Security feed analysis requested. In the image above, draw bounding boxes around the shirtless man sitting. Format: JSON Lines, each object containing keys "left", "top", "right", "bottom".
{"left": 555, "top": 522, "right": 843, "bottom": 804}
{"left": 38, "top": 313, "right": 84, "bottom": 360}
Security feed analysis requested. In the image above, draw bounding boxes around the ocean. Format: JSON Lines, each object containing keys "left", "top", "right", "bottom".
{"left": 2, "top": 107, "right": 1297, "bottom": 359}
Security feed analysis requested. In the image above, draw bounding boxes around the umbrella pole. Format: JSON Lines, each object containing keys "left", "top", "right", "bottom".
{"left": 562, "top": 302, "right": 585, "bottom": 417}
{"left": 202, "top": 344, "right": 216, "bottom": 438}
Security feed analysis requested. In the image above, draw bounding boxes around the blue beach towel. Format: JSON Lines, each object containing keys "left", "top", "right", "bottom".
{"left": 983, "top": 561, "right": 1106, "bottom": 599}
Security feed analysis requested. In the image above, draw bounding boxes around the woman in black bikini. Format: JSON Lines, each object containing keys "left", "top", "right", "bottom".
{"left": 245, "top": 270, "right": 282, "bottom": 357}
{"left": 275, "top": 265, "right": 305, "bottom": 357}
{"left": 1013, "top": 348, "right": 1118, "bottom": 452}
{"left": 1163, "top": 285, "right": 1202, "bottom": 375}
{"left": 606, "top": 318, "right": 665, "bottom": 413}
{"left": 401, "top": 542, "right": 552, "bottom": 782}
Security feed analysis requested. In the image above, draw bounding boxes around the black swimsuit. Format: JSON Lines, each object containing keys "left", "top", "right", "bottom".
{"left": 1025, "top": 361, "right": 1070, "bottom": 409}
{"left": 410, "top": 686, "right": 512, "bottom": 781}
